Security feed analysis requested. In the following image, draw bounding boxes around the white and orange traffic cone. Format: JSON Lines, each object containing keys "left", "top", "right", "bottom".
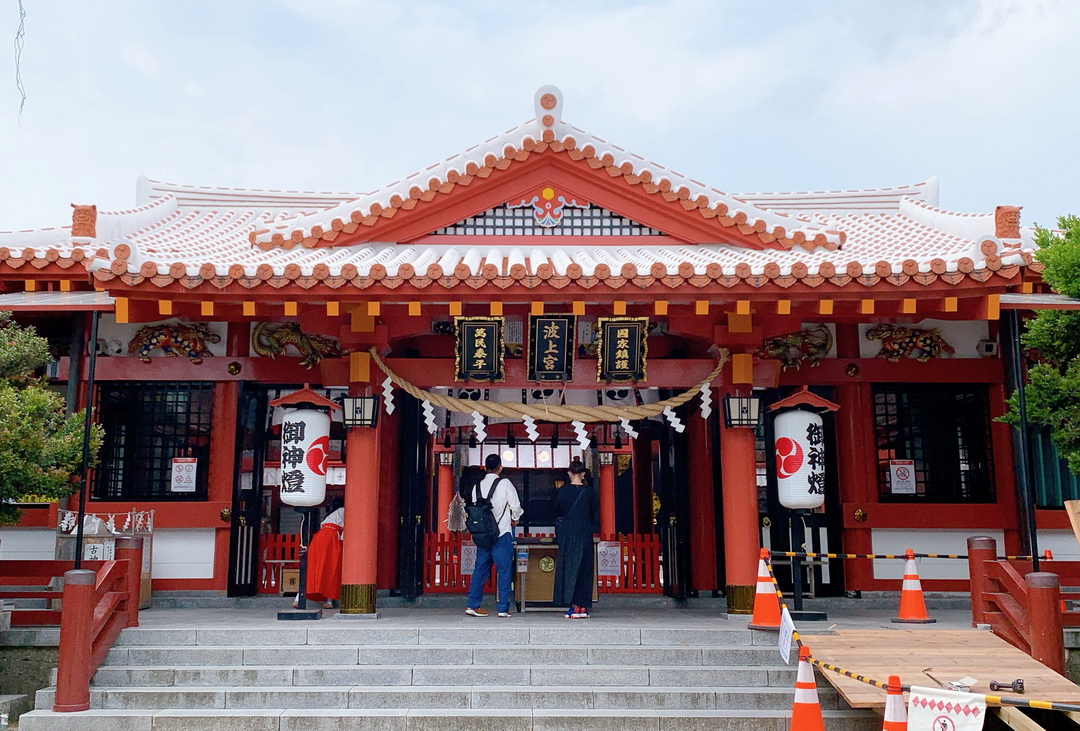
{"left": 791, "top": 644, "right": 825, "bottom": 731}
{"left": 748, "top": 548, "right": 782, "bottom": 630}
{"left": 881, "top": 674, "right": 907, "bottom": 730}
{"left": 892, "top": 549, "right": 936, "bottom": 624}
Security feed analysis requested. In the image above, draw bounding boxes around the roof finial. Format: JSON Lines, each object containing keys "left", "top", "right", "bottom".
{"left": 995, "top": 205, "right": 1022, "bottom": 239}
{"left": 534, "top": 85, "right": 563, "bottom": 131}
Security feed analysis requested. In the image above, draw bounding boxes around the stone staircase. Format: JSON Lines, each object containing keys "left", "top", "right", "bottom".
{"left": 19, "top": 620, "right": 880, "bottom": 730}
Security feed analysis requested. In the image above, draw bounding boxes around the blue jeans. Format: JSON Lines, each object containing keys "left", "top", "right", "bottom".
{"left": 468, "top": 532, "right": 514, "bottom": 613}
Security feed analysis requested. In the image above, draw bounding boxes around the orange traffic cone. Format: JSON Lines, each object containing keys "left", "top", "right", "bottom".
{"left": 882, "top": 674, "right": 907, "bottom": 730}
{"left": 748, "top": 548, "right": 782, "bottom": 630}
{"left": 892, "top": 549, "right": 936, "bottom": 624}
{"left": 791, "top": 644, "right": 825, "bottom": 731}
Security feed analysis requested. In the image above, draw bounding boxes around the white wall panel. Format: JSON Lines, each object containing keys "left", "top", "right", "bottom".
{"left": 151, "top": 528, "right": 216, "bottom": 579}
{"left": 871, "top": 528, "right": 1005, "bottom": 581}
{"left": 0, "top": 528, "right": 56, "bottom": 560}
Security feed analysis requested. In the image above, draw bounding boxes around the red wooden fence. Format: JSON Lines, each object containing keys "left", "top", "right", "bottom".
{"left": 0, "top": 536, "right": 143, "bottom": 712}
{"left": 422, "top": 532, "right": 662, "bottom": 594}
{"left": 257, "top": 533, "right": 301, "bottom": 594}
{"left": 967, "top": 536, "right": 1071, "bottom": 674}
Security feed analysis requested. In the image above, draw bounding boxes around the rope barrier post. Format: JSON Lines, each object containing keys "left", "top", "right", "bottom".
{"left": 789, "top": 512, "right": 826, "bottom": 621}
{"left": 1026, "top": 571, "right": 1066, "bottom": 675}
{"left": 967, "top": 536, "right": 997, "bottom": 628}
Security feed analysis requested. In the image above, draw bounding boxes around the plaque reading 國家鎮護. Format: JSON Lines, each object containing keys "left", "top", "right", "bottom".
{"left": 528, "top": 314, "right": 575, "bottom": 382}
{"left": 454, "top": 317, "right": 505, "bottom": 382}
{"left": 597, "top": 317, "right": 648, "bottom": 383}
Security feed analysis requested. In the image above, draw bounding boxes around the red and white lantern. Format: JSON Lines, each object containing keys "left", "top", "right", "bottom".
{"left": 774, "top": 409, "right": 826, "bottom": 510}
{"left": 278, "top": 408, "right": 331, "bottom": 507}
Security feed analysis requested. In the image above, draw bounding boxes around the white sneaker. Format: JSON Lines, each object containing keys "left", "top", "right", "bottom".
{"left": 498, "top": 611, "right": 512, "bottom": 618}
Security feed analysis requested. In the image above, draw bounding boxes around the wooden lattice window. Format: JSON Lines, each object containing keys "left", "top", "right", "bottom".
{"left": 92, "top": 382, "right": 214, "bottom": 501}
{"left": 873, "top": 384, "right": 995, "bottom": 503}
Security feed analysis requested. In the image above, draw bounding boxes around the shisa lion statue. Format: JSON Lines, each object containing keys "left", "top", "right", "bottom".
{"left": 755, "top": 324, "right": 833, "bottom": 371}
{"left": 252, "top": 322, "right": 346, "bottom": 369}
{"left": 70, "top": 203, "right": 97, "bottom": 238}
{"left": 129, "top": 322, "right": 221, "bottom": 364}
{"left": 865, "top": 324, "right": 955, "bottom": 363}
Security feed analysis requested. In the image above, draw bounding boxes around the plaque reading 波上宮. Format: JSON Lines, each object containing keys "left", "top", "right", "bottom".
{"left": 454, "top": 317, "right": 505, "bottom": 382}
{"left": 597, "top": 317, "right": 648, "bottom": 383}
{"left": 528, "top": 314, "right": 575, "bottom": 382}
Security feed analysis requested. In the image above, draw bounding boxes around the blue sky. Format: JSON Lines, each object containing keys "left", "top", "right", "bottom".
{"left": 0, "top": 0, "right": 1076, "bottom": 230}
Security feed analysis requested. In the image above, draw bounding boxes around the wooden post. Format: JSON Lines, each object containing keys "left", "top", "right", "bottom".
{"left": 599, "top": 452, "right": 616, "bottom": 538}
{"left": 1026, "top": 572, "right": 1066, "bottom": 675}
{"left": 720, "top": 417, "right": 759, "bottom": 614}
{"left": 53, "top": 569, "right": 96, "bottom": 712}
{"left": 340, "top": 420, "right": 380, "bottom": 614}
{"left": 436, "top": 451, "right": 454, "bottom": 538}
{"left": 967, "top": 536, "right": 998, "bottom": 628}
{"left": 115, "top": 537, "right": 143, "bottom": 628}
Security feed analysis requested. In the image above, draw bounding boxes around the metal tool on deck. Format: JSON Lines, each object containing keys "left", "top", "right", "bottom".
{"left": 922, "top": 668, "right": 972, "bottom": 692}
{"left": 989, "top": 679, "right": 1025, "bottom": 694}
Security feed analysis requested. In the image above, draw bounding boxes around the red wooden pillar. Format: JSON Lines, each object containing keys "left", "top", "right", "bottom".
{"left": 54, "top": 569, "right": 96, "bottom": 712}
{"left": 687, "top": 408, "right": 717, "bottom": 593}
{"left": 341, "top": 416, "right": 380, "bottom": 614}
{"left": 115, "top": 537, "right": 143, "bottom": 627}
{"left": 599, "top": 451, "right": 616, "bottom": 538}
{"left": 436, "top": 450, "right": 454, "bottom": 538}
{"left": 1027, "top": 572, "right": 1066, "bottom": 674}
{"left": 720, "top": 417, "right": 759, "bottom": 613}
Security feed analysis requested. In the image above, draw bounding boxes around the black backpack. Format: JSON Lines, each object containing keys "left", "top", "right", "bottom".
{"left": 466, "top": 476, "right": 506, "bottom": 549}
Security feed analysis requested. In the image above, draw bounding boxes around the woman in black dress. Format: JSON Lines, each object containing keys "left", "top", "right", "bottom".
{"left": 553, "top": 458, "right": 599, "bottom": 618}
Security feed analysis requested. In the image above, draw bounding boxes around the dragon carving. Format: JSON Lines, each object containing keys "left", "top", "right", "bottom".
{"left": 865, "top": 324, "right": 955, "bottom": 363}
{"left": 128, "top": 322, "right": 220, "bottom": 364}
{"left": 755, "top": 324, "right": 833, "bottom": 371}
{"left": 252, "top": 322, "right": 346, "bottom": 369}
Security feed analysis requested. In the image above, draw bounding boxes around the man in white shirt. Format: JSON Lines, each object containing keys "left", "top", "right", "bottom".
{"left": 465, "top": 454, "right": 523, "bottom": 617}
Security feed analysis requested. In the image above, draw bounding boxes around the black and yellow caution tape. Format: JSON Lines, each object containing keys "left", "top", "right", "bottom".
{"left": 768, "top": 550, "right": 1050, "bottom": 561}
{"left": 759, "top": 553, "right": 1080, "bottom": 714}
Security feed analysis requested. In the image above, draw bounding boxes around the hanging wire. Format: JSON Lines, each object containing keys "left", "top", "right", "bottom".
{"left": 14, "top": 0, "right": 27, "bottom": 120}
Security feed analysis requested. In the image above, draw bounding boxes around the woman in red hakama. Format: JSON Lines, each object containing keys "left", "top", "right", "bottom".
{"left": 295, "top": 506, "right": 344, "bottom": 609}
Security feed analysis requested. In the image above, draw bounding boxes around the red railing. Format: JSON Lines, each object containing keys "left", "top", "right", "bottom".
{"left": 0, "top": 536, "right": 143, "bottom": 712}
{"left": 422, "top": 532, "right": 662, "bottom": 594}
{"left": 967, "top": 536, "right": 1071, "bottom": 674}
{"left": 597, "top": 533, "right": 662, "bottom": 594}
{"left": 257, "top": 533, "right": 301, "bottom": 594}
{"left": 423, "top": 532, "right": 494, "bottom": 593}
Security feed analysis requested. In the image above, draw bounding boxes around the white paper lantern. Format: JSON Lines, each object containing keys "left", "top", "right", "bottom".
{"left": 774, "top": 409, "right": 826, "bottom": 510}
{"left": 279, "top": 408, "right": 331, "bottom": 507}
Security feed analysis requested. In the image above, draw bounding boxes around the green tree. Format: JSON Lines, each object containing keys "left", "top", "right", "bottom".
{"left": 0, "top": 312, "right": 103, "bottom": 523}
{"left": 1003, "top": 215, "right": 1080, "bottom": 473}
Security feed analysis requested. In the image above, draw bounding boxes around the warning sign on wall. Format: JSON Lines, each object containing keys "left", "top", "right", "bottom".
{"left": 170, "top": 457, "right": 198, "bottom": 493}
{"left": 597, "top": 541, "right": 621, "bottom": 577}
{"left": 889, "top": 459, "right": 916, "bottom": 495}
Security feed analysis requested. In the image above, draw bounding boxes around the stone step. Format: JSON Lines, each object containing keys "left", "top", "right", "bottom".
{"left": 18, "top": 707, "right": 882, "bottom": 731}
{"left": 89, "top": 664, "right": 812, "bottom": 688}
{"left": 36, "top": 684, "right": 843, "bottom": 712}
{"left": 113, "top": 626, "right": 756, "bottom": 648}
{"left": 101, "top": 643, "right": 785, "bottom": 668}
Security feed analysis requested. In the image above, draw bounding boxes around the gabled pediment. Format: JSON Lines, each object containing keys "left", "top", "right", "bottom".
{"left": 251, "top": 86, "right": 845, "bottom": 253}
{"left": 424, "top": 186, "right": 665, "bottom": 240}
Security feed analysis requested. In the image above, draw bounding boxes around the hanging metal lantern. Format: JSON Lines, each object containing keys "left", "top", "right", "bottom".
{"left": 279, "top": 408, "right": 331, "bottom": 507}
{"left": 774, "top": 409, "right": 826, "bottom": 510}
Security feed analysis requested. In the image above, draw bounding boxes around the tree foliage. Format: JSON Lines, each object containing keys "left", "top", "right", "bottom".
{"left": 1002, "top": 216, "right": 1080, "bottom": 473}
{"left": 0, "top": 313, "right": 103, "bottom": 524}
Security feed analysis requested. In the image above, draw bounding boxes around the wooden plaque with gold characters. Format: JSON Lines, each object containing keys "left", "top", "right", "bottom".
{"left": 454, "top": 317, "right": 505, "bottom": 382}
{"left": 596, "top": 317, "right": 648, "bottom": 383}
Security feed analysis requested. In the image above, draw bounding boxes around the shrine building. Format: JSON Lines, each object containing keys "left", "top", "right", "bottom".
{"left": 0, "top": 85, "right": 1060, "bottom": 615}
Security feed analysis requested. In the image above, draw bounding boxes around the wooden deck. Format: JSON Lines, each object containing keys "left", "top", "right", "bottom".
{"left": 806, "top": 630, "right": 1080, "bottom": 710}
